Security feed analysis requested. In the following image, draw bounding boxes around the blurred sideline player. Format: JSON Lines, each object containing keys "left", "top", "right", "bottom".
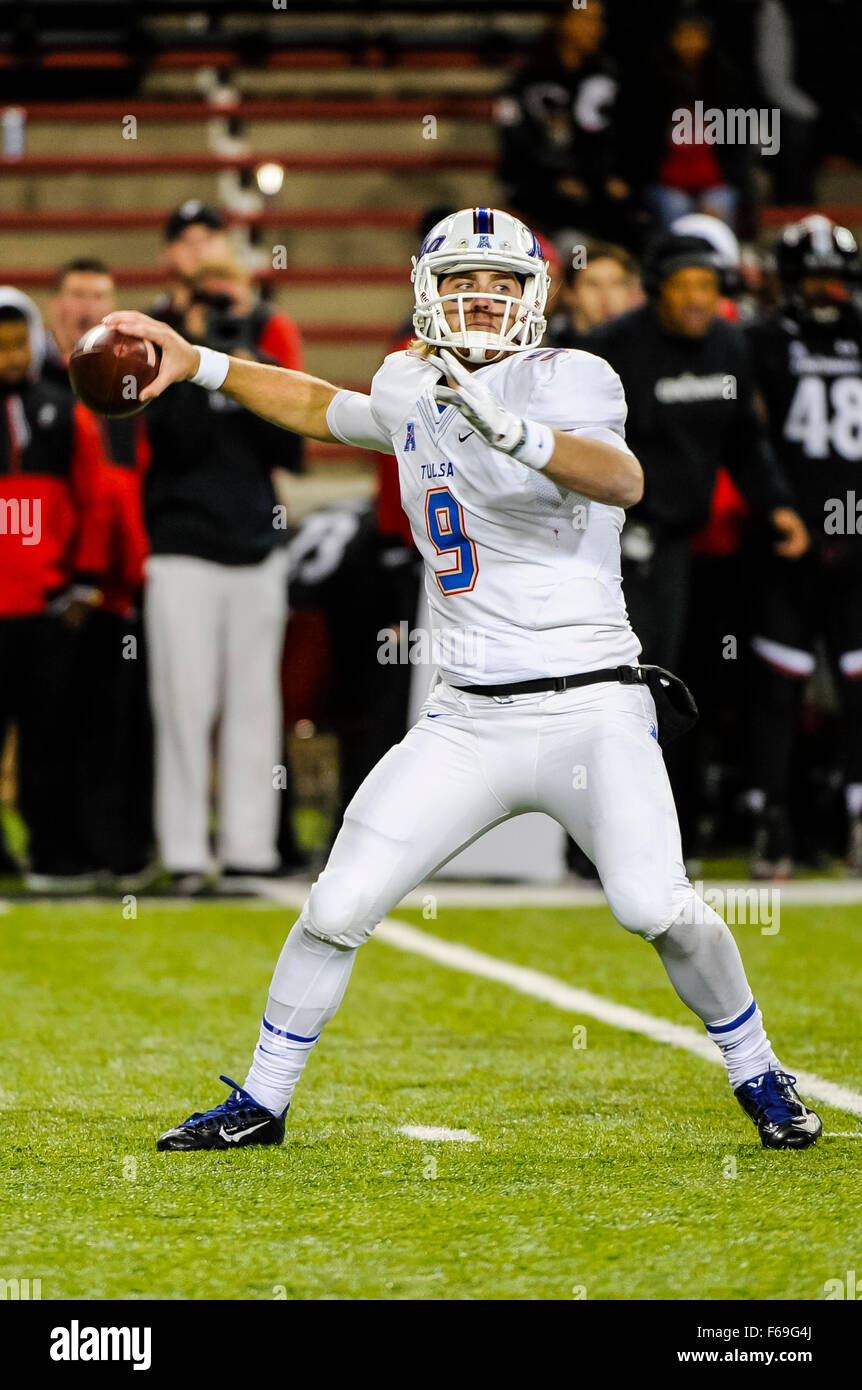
{"left": 151, "top": 212, "right": 307, "bottom": 871}
{"left": 0, "top": 288, "right": 113, "bottom": 885}
{"left": 47, "top": 260, "right": 151, "bottom": 622}
{"left": 108, "top": 207, "right": 822, "bottom": 1152}
{"left": 670, "top": 217, "right": 758, "bottom": 861}
{"left": 149, "top": 200, "right": 304, "bottom": 373}
{"left": 548, "top": 240, "right": 642, "bottom": 346}
{"left": 141, "top": 258, "right": 296, "bottom": 890}
{"left": 747, "top": 216, "right": 862, "bottom": 877}
{"left": 44, "top": 258, "right": 153, "bottom": 879}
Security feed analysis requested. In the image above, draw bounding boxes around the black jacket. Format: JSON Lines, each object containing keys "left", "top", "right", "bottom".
{"left": 497, "top": 55, "right": 624, "bottom": 201}
{"left": 144, "top": 382, "right": 290, "bottom": 566}
{"left": 586, "top": 305, "right": 794, "bottom": 537}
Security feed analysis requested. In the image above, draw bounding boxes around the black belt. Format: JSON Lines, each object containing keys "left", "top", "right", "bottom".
{"left": 452, "top": 665, "right": 644, "bottom": 697}
{"left": 449, "top": 663, "right": 699, "bottom": 746}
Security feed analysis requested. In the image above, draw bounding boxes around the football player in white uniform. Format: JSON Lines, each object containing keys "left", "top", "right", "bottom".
{"left": 107, "top": 207, "right": 821, "bottom": 1152}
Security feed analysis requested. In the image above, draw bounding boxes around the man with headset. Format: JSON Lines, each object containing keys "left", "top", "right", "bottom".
{"left": 586, "top": 232, "right": 809, "bottom": 674}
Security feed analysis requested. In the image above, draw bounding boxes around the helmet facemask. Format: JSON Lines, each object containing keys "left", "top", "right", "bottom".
{"left": 412, "top": 251, "right": 549, "bottom": 364}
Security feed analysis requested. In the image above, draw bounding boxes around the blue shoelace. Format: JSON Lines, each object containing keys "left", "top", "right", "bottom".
{"left": 744, "top": 1070, "right": 799, "bottom": 1125}
{"left": 183, "top": 1076, "right": 263, "bottom": 1128}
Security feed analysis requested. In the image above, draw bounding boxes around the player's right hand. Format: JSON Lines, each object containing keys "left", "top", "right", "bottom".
{"left": 101, "top": 311, "right": 200, "bottom": 402}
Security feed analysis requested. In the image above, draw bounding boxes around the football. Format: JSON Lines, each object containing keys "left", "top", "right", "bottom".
{"left": 68, "top": 325, "right": 162, "bottom": 417}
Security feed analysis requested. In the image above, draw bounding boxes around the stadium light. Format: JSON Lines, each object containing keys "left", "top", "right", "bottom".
{"left": 256, "top": 162, "right": 285, "bottom": 196}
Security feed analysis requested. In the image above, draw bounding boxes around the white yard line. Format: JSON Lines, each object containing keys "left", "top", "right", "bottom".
{"left": 399, "top": 1125, "right": 480, "bottom": 1142}
{"left": 4, "top": 877, "right": 862, "bottom": 910}
{"left": 397, "top": 877, "right": 862, "bottom": 907}
{"left": 376, "top": 918, "right": 862, "bottom": 1121}
{"left": 248, "top": 877, "right": 862, "bottom": 909}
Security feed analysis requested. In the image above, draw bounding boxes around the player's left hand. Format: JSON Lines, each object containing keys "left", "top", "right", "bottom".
{"left": 770, "top": 506, "right": 810, "bottom": 559}
{"left": 432, "top": 348, "right": 526, "bottom": 454}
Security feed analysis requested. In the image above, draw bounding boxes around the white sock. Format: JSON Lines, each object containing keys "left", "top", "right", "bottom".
{"left": 704, "top": 995, "right": 780, "bottom": 1090}
{"left": 243, "top": 913, "right": 358, "bottom": 1115}
{"left": 243, "top": 1016, "right": 320, "bottom": 1116}
{"left": 652, "top": 894, "right": 780, "bottom": 1089}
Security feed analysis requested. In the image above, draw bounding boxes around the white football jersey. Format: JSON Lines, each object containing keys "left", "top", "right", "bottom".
{"left": 368, "top": 346, "right": 641, "bottom": 685}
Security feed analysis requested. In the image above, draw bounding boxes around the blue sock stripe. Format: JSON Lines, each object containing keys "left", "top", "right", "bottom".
{"left": 705, "top": 997, "right": 757, "bottom": 1035}
{"left": 262, "top": 1016, "right": 320, "bottom": 1044}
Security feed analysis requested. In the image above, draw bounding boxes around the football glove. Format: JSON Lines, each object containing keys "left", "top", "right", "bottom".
{"left": 432, "top": 349, "right": 555, "bottom": 470}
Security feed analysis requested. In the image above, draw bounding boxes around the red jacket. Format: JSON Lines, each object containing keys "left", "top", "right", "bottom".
{"left": 42, "top": 346, "right": 152, "bottom": 619}
{"left": 375, "top": 328, "right": 415, "bottom": 548}
{"left": 258, "top": 311, "right": 304, "bottom": 372}
{"left": 0, "top": 381, "right": 114, "bottom": 617}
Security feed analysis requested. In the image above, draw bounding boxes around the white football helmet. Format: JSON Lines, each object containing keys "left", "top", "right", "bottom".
{"left": 411, "top": 207, "right": 550, "bottom": 364}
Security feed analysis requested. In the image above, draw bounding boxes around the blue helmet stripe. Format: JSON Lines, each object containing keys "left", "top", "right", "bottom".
{"left": 473, "top": 207, "right": 494, "bottom": 236}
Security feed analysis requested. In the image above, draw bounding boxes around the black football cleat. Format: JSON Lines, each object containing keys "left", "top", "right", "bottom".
{"left": 157, "top": 1075, "right": 287, "bottom": 1152}
{"left": 734, "top": 1069, "right": 822, "bottom": 1149}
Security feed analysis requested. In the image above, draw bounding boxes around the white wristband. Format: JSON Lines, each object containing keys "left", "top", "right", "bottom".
{"left": 512, "top": 418, "right": 555, "bottom": 471}
{"left": 191, "top": 345, "right": 230, "bottom": 391}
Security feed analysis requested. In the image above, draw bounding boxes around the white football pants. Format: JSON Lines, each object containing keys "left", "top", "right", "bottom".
{"left": 145, "top": 549, "right": 287, "bottom": 872}
{"left": 247, "top": 673, "right": 769, "bottom": 1113}
{"left": 306, "top": 676, "right": 692, "bottom": 946}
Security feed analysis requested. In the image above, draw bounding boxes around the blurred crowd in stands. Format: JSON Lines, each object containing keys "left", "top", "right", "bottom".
{"left": 1, "top": 0, "right": 861, "bottom": 891}
{"left": 497, "top": 0, "right": 861, "bottom": 243}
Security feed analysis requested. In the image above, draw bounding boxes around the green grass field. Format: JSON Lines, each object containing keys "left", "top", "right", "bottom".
{"left": 1, "top": 895, "right": 860, "bottom": 1300}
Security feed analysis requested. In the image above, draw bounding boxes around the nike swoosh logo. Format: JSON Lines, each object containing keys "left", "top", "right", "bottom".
{"left": 458, "top": 431, "right": 474, "bottom": 442}
{"left": 218, "top": 1121, "right": 268, "bottom": 1144}
{"left": 426, "top": 712, "right": 454, "bottom": 718}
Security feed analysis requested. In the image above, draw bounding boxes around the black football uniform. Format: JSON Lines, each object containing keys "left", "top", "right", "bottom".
{"left": 748, "top": 312, "right": 862, "bottom": 670}
{"left": 747, "top": 309, "right": 862, "bottom": 813}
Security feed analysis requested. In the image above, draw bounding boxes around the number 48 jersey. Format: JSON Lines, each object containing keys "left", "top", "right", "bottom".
{"left": 364, "top": 346, "right": 641, "bottom": 686}
{"left": 747, "top": 312, "right": 862, "bottom": 544}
